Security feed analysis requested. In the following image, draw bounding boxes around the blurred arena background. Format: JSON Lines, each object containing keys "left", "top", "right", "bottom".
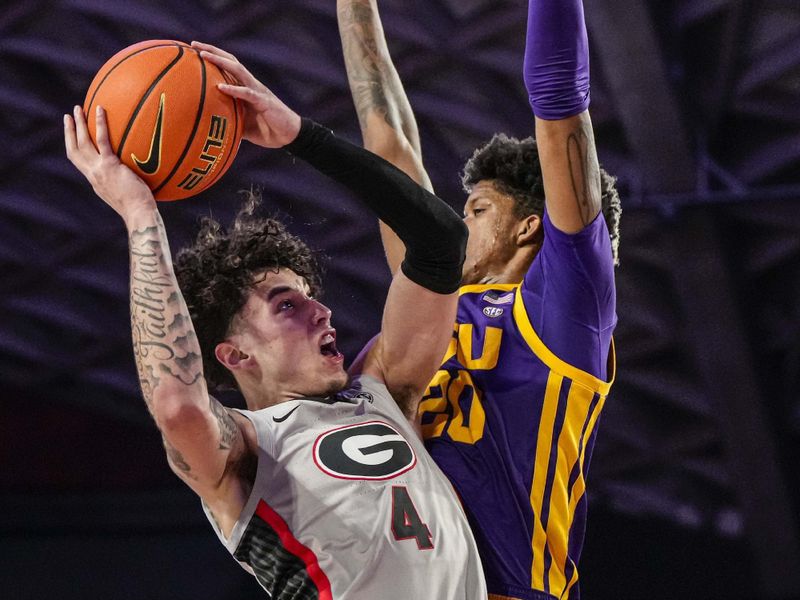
{"left": 1, "top": 0, "right": 799, "bottom": 598}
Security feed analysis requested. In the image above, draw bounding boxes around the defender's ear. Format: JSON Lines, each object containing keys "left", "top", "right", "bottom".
{"left": 215, "top": 341, "right": 251, "bottom": 372}
{"left": 516, "top": 214, "right": 543, "bottom": 247}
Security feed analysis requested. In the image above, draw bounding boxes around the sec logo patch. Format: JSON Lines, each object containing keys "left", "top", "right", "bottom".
{"left": 483, "top": 306, "right": 504, "bottom": 318}
{"left": 313, "top": 421, "right": 417, "bottom": 480}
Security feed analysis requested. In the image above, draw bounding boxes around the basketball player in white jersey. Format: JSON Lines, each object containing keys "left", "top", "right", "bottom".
{"left": 64, "top": 42, "right": 486, "bottom": 599}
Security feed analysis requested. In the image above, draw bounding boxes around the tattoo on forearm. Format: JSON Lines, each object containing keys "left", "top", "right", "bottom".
{"left": 338, "top": 0, "right": 401, "bottom": 132}
{"left": 129, "top": 216, "right": 203, "bottom": 412}
{"left": 566, "top": 127, "right": 599, "bottom": 226}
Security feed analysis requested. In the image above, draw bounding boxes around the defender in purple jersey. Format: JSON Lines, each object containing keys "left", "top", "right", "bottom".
{"left": 337, "top": 1, "right": 621, "bottom": 598}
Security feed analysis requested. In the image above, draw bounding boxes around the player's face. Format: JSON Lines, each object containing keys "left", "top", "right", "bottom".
{"left": 461, "top": 180, "right": 523, "bottom": 285}
{"left": 234, "top": 268, "right": 348, "bottom": 399}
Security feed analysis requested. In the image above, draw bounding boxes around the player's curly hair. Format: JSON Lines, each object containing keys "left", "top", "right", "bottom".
{"left": 174, "top": 190, "right": 322, "bottom": 391}
{"left": 462, "top": 134, "right": 621, "bottom": 264}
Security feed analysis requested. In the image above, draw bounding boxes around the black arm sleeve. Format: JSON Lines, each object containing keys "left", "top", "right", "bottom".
{"left": 284, "top": 118, "right": 466, "bottom": 294}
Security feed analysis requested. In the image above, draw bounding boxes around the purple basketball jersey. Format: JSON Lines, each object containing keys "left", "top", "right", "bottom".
{"left": 419, "top": 212, "right": 616, "bottom": 600}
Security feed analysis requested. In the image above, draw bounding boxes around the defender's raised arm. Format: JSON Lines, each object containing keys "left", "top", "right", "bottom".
{"left": 337, "top": 0, "right": 432, "bottom": 274}
{"left": 525, "top": 0, "right": 602, "bottom": 233}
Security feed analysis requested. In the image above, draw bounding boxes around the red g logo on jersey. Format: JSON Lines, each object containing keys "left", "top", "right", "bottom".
{"left": 313, "top": 421, "right": 417, "bottom": 480}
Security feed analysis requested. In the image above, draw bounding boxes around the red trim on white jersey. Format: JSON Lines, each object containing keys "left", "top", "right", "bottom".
{"left": 254, "top": 500, "right": 333, "bottom": 600}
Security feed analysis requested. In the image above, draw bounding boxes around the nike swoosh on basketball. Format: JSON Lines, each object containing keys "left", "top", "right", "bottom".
{"left": 131, "top": 92, "right": 166, "bottom": 175}
{"left": 273, "top": 405, "right": 300, "bottom": 423}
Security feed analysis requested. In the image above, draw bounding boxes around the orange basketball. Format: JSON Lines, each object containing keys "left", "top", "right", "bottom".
{"left": 84, "top": 40, "right": 244, "bottom": 201}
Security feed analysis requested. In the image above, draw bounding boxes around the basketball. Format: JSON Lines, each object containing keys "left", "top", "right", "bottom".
{"left": 84, "top": 40, "right": 244, "bottom": 201}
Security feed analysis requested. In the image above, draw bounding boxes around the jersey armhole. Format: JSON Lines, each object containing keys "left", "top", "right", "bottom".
{"left": 212, "top": 408, "right": 271, "bottom": 553}
{"left": 512, "top": 287, "right": 615, "bottom": 394}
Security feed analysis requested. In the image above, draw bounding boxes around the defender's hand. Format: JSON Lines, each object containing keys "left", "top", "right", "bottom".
{"left": 191, "top": 41, "right": 301, "bottom": 148}
{"left": 64, "top": 105, "right": 157, "bottom": 226}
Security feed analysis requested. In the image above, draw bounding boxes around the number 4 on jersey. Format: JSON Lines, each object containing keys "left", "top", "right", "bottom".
{"left": 391, "top": 486, "right": 434, "bottom": 550}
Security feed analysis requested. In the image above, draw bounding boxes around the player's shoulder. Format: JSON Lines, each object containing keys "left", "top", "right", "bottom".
{"left": 531, "top": 210, "right": 615, "bottom": 296}
{"left": 541, "top": 209, "right": 613, "bottom": 260}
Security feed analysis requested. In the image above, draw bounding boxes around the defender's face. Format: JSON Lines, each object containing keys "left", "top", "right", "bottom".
{"left": 461, "top": 180, "right": 522, "bottom": 285}
{"left": 234, "top": 268, "right": 347, "bottom": 398}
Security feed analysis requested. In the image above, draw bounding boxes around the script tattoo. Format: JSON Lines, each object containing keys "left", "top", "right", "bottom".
{"left": 338, "top": 0, "right": 400, "bottom": 132}
{"left": 566, "top": 125, "right": 600, "bottom": 226}
{"left": 129, "top": 216, "right": 203, "bottom": 411}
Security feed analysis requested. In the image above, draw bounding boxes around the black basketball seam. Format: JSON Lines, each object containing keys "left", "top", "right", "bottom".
{"left": 199, "top": 68, "right": 241, "bottom": 192}
{"left": 152, "top": 48, "right": 207, "bottom": 196}
{"left": 116, "top": 46, "right": 185, "bottom": 161}
{"left": 85, "top": 41, "right": 187, "bottom": 116}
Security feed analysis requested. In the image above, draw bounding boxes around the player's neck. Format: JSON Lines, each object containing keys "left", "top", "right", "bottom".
{"left": 478, "top": 248, "right": 538, "bottom": 285}
{"left": 238, "top": 376, "right": 305, "bottom": 411}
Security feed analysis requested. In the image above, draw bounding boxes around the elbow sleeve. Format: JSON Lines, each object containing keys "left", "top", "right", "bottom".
{"left": 400, "top": 217, "right": 467, "bottom": 295}
{"left": 285, "top": 119, "right": 467, "bottom": 294}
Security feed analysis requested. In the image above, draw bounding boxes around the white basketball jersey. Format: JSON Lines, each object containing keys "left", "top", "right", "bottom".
{"left": 204, "top": 375, "right": 486, "bottom": 599}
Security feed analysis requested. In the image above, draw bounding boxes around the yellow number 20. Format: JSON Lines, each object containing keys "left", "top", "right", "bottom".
{"left": 420, "top": 369, "right": 486, "bottom": 444}
{"left": 419, "top": 324, "right": 501, "bottom": 444}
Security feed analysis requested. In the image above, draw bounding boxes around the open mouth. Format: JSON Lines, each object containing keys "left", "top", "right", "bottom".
{"left": 319, "top": 332, "right": 341, "bottom": 358}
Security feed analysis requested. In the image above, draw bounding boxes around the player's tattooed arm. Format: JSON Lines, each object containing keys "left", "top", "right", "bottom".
{"left": 535, "top": 112, "right": 602, "bottom": 233}
{"left": 337, "top": 0, "right": 416, "bottom": 149}
{"left": 159, "top": 398, "right": 236, "bottom": 480}
{"left": 337, "top": 0, "right": 433, "bottom": 275}
{"left": 163, "top": 438, "right": 197, "bottom": 481}
{"left": 566, "top": 118, "right": 601, "bottom": 227}
{"left": 162, "top": 400, "right": 242, "bottom": 486}
{"left": 64, "top": 103, "right": 247, "bottom": 497}
{"left": 129, "top": 214, "right": 203, "bottom": 412}
{"left": 127, "top": 211, "right": 246, "bottom": 492}
{"left": 209, "top": 395, "right": 239, "bottom": 451}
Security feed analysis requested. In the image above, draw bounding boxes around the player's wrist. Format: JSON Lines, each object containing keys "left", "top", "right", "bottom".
{"left": 280, "top": 111, "right": 302, "bottom": 146}
{"left": 282, "top": 117, "right": 319, "bottom": 152}
{"left": 121, "top": 199, "right": 160, "bottom": 231}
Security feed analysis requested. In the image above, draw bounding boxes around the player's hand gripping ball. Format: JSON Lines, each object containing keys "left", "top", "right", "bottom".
{"left": 84, "top": 40, "right": 244, "bottom": 201}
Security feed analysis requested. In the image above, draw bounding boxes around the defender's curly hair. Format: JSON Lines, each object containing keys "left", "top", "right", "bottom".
{"left": 174, "top": 191, "right": 322, "bottom": 391}
{"left": 462, "top": 134, "right": 621, "bottom": 264}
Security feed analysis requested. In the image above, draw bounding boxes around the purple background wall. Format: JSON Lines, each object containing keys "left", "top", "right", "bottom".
{"left": 1, "top": 1, "right": 799, "bottom": 598}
